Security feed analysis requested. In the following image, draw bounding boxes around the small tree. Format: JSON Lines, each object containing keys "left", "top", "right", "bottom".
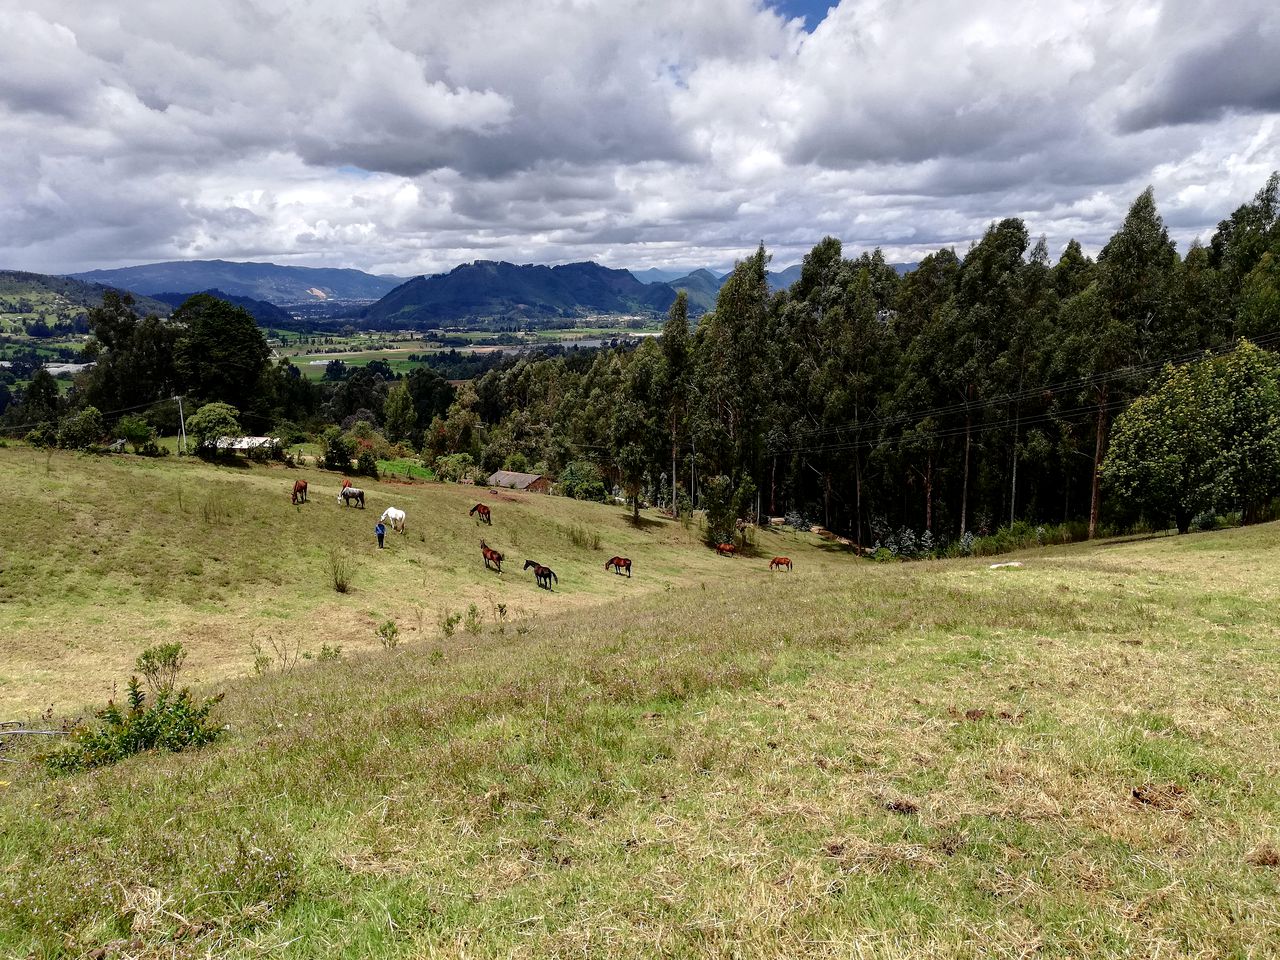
{"left": 356, "top": 450, "right": 379, "bottom": 479}
{"left": 116, "top": 413, "right": 156, "bottom": 453}
{"left": 56, "top": 406, "right": 105, "bottom": 450}
{"left": 383, "top": 380, "right": 417, "bottom": 443}
{"left": 186, "top": 402, "right": 241, "bottom": 456}
{"left": 320, "top": 426, "right": 353, "bottom": 472}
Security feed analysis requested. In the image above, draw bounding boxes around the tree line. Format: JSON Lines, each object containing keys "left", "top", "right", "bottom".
{"left": 3, "top": 176, "right": 1279, "bottom": 549}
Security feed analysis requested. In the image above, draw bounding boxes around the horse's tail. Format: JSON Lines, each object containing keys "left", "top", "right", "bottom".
{"left": 551, "top": 570, "right": 558, "bottom": 583}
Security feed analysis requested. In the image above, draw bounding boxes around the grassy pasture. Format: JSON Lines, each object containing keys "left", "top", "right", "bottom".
{"left": 0, "top": 447, "right": 1278, "bottom": 957}
{"left": 0, "top": 445, "right": 837, "bottom": 717}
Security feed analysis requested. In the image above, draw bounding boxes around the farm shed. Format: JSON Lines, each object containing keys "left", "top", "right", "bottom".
{"left": 215, "top": 435, "right": 282, "bottom": 454}
{"left": 487, "top": 470, "right": 552, "bottom": 494}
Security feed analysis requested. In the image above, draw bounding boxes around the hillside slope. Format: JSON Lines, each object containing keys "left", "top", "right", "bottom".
{"left": 150, "top": 289, "right": 298, "bottom": 329}
{"left": 2, "top": 458, "right": 1277, "bottom": 957}
{"left": 0, "top": 445, "right": 844, "bottom": 715}
{"left": 0, "top": 270, "right": 171, "bottom": 327}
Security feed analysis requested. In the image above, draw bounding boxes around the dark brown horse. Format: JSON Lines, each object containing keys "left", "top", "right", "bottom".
{"left": 716, "top": 542, "right": 736, "bottom": 557}
{"left": 338, "top": 487, "right": 365, "bottom": 508}
{"left": 605, "top": 556, "right": 631, "bottom": 577}
{"left": 470, "top": 503, "right": 492, "bottom": 524}
{"left": 769, "top": 556, "right": 793, "bottom": 571}
{"left": 481, "top": 540, "right": 504, "bottom": 573}
{"left": 291, "top": 479, "right": 308, "bottom": 504}
{"left": 524, "top": 559, "right": 557, "bottom": 590}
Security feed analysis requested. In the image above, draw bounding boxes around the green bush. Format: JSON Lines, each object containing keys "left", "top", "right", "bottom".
{"left": 559, "top": 460, "right": 607, "bottom": 501}
{"left": 115, "top": 413, "right": 156, "bottom": 453}
{"left": 24, "top": 422, "right": 56, "bottom": 448}
{"left": 376, "top": 619, "right": 400, "bottom": 650}
{"left": 56, "top": 406, "right": 105, "bottom": 450}
{"left": 356, "top": 450, "right": 379, "bottom": 479}
{"left": 434, "top": 452, "right": 476, "bottom": 482}
{"left": 135, "top": 642, "right": 186, "bottom": 696}
{"left": 44, "top": 645, "right": 222, "bottom": 774}
{"left": 320, "top": 426, "right": 353, "bottom": 472}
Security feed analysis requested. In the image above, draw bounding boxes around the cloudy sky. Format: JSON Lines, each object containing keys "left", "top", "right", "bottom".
{"left": 2, "top": 0, "right": 1277, "bottom": 278}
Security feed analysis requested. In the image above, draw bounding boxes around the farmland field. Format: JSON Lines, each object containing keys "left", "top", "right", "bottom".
{"left": 1, "top": 446, "right": 1278, "bottom": 958}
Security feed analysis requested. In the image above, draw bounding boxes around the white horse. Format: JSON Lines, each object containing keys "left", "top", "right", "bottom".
{"left": 379, "top": 506, "right": 406, "bottom": 533}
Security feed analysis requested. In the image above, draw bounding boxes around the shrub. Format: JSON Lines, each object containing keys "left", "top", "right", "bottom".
{"left": 560, "top": 460, "right": 607, "bottom": 501}
{"left": 56, "top": 405, "right": 105, "bottom": 450}
{"left": 327, "top": 547, "right": 354, "bottom": 593}
{"left": 464, "top": 603, "right": 482, "bottom": 635}
{"left": 438, "top": 609, "right": 462, "bottom": 638}
{"left": 24, "top": 422, "right": 56, "bottom": 448}
{"left": 320, "top": 427, "right": 353, "bottom": 472}
{"left": 315, "top": 643, "right": 342, "bottom": 662}
{"left": 135, "top": 643, "right": 186, "bottom": 697}
{"left": 434, "top": 452, "right": 476, "bottom": 483}
{"left": 44, "top": 645, "right": 222, "bottom": 774}
{"left": 376, "top": 619, "right": 400, "bottom": 650}
{"left": 356, "top": 450, "right": 379, "bottom": 479}
{"left": 115, "top": 413, "right": 156, "bottom": 453}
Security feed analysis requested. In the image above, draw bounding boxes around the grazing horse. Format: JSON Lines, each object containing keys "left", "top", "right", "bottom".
{"left": 470, "top": 503, "right": 492, "bottom": 525}
{"left": 716, "top": 542, "right": 736, "bottom": 557}
{"left": 338, "top": 487, "right": 365, "bottom": 508}
{"left": 524, "top": 559, "right": 557, "bottom": 590}
{"left": 769, "top": 556, "right": 793, "bottom": 571}
{"left": 481, "top": 540, "right": 504, "bottom": 573}
{"left": 605, "top": 556, "right": 632, "bottom": 578}
{"left": 291, "top": 479, "right": 308, "bottom": 504}
{"left": 379, "top": 506, "right": 406, "bottom": 533}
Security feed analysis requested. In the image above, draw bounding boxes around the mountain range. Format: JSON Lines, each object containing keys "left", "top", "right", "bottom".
{"left": 29, "top": 256, "right": 919, "bottom": 331}
{"left": 71, "top": 260, "right": 403, "bottom": 303}
{"left": 363, "top": 260, "right": 680, "bottom": 328}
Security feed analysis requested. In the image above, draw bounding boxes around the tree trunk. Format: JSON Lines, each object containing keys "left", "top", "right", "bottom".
{"left": 854, "top": 452, "right": 863, "bottom": 550}
{"left": 770, "top": 454, "right": 776, "bottom": 516}
{"left": 1009, "top": 404, "right": 1020, "bottom": 528}
{"left": 1088, "top": 391, "right": 1108, "bottom": 540}
{"left": 960, "top": 409, "right": 971, "bottom": 536}
{"left": 925, "top": 456, "right": 933, "bottom": 532}
{"left": 1175, "top": 507, "right": 1191, "bottom": 534}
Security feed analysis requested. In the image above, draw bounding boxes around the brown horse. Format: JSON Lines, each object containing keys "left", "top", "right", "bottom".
{"left": 338, "top": 487, "right": 365, "bottom": 508}
{"left": 481, "top": 540, "right": 504, "bottom": 573}
{"left": 470, "top": 503, "right": 492, "bottom": 525}
{"left": 769, "top": 556, "right": 793, "bottom": 571}
{"left": 291, "top": 479, "right": 308, "bottom": 504}
{"left": 341, "top": 478, "right": 353, "bottom": 490}
{"left": 716, "top": 543, "right": 736, "bottom": 557}
{"left": 605, "top": 556, "right": 632, "bottom": 577}
{"left": 524, "top": 559, "right": 557, "bottom": 590}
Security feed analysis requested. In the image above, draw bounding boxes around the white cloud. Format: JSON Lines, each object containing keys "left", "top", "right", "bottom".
{"left": 0, "top": 0, "right": 1276, "bottom": 276}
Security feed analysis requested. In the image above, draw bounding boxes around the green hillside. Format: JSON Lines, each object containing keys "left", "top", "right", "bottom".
{"left": 0, "top": 446, "right": 844, "bottom": 716}
{"left": 0, "top": 270, "right": 170, "bottom": 333}
{"left": 1, "top": 446, "right": 1277, "bottom": 958}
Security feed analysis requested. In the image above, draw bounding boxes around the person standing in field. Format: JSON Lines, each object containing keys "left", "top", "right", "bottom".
{"left": 375, "top": 521, "right": 386, "bottom": 549}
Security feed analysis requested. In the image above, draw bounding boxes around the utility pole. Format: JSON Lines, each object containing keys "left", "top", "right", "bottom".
{"left": 176, "top": 395, "right": 188, "bottom": 455}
